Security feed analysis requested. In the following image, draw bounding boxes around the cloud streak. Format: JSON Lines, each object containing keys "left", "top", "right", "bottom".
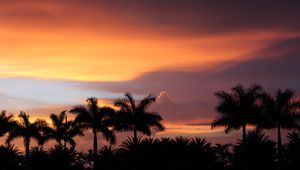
{"left": 1, "top": 0, "right": 300, "bottom": 36}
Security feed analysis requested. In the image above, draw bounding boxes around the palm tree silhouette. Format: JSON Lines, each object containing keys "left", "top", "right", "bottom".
{"left": 286, "top": 132, "right": 300, "bottom": 169}
{"left": 212, "top": 84, "right": 263, "bottom": 143}
{"left": 44, "top": 111, "right": 84, "bottom": 148}
{"left": 114, "top": 92, "right": 165, "bottom": 147}
{"left": 5, "top": 111, "right": 48, "bottom": 163}
{"left": 96, "top": 145, "right": 120, "bottom": 170}
{"left": 0, "top": 144, "right": 23, "bottom": 169}
{"left": 260, "top": 89, "right": 300, "bottom": 158}
{"left": 70, "top": 97, "right": 116, "bottom": 168}
{"left": 28, "top": 146, "right": 48, "bottom": 170}
{"left": 114, "top": 92, "right": 165, "bottom": 169}
{"left": 233, "top": 130, "right": 276, "bottom": 170}
{"left": 48, "top": 144, "right": 79, "bottom": 170}
{"left": 213, "top": 143, "right": 233, "bottom": 168}
{"left": 0, "top": 110, "right": 14, "bottom": 138}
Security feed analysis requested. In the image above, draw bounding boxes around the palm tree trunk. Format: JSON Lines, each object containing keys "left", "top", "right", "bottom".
{"left": 58, "top": 140, "right": 62, "bottom": 148}
{"left": 93, "top": 128, "right": 98, "bottom": 169}
{"left": 242, "top": 124, "right": 248, "bottom": 170}
{"left": 25, "top": 138, "right": 30, "bottom": 163}
{"left": 64, "top": 116, "right": 67, "bottom": 148}
{"left": 277, "top": 123, "right": 282, "bottom": 160}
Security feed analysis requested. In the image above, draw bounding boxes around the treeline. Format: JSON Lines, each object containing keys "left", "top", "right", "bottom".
{"left": 0, "top": 84, "right": 300, "bottom": 170}
{"left": 1, "top": 131, "right": 300, "bottom": 170}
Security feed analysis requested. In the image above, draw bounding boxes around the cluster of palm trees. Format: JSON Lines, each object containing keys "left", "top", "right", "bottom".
{"left": 0, "top": 93, "right": 165, "bottom": 169}
{"left": 212, "top": 84, "right": 300, "bottom": 160}
{"left": 1, "top": 84, "right": 300, "bottom": 170}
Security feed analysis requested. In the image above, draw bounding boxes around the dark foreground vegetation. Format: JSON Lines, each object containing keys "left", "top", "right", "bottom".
{"left": 0, "top": 84, "right": 300, "bottom": 170}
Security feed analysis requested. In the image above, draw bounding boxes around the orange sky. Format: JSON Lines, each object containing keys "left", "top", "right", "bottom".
{"left": 1, "top": 1, "right": 298, "bottom": 81}
{"left": 1, "top": 27, "right": 283, "bottom": 81}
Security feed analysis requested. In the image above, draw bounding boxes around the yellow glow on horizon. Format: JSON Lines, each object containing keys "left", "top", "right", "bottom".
{"left": 157, "top": 123, "right": 223, "bottom": 136}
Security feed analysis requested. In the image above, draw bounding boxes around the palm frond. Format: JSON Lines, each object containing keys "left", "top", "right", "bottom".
{"left": 114, "top": 99, "right": 132, "bottom": 113}
{"left": 86, "top": 97, "right": 99, "bottom": 114}
{"left": 6, "top": 130, "right": 24, "bottom": 145}
{"left": 124, "top": 92, "right": 136, "bottom": 112}
{"left": 100, "top": 126, "right": 116, "bottom": 144}
{"left": 137, "top": 94, "right": 156, "bottom": 113}
{"left": 19, "top": 111, "right": 30, "bottom": 128}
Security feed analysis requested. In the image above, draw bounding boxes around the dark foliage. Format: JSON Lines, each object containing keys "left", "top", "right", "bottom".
{"left": 212, "top": 84, "right": 263, "bottom": 142}
{"left": 27, "top": 145, "right": 85, "bottom": 170}
{"left": 232, "top": 130, "right": 276, "bottom": 170}
{"left": 284, "top": 132, "right": 300, "bottom": 170}
{"left": 98, "top": 137, "right": 221, "bottom": 170}
{"left": 0, "top": 145, "right": 23, "bottom": 170}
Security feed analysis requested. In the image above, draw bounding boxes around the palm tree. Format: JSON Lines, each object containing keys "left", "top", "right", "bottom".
{"left": 6, "top": 111, "right": 48, "bottom": 163}
{"left": 28, "top": 146, "right": 48, "bottom": 170}
{"left": 260, "top": 89, "right": 300, "bottom": 157}
{"left": 114, "top": 92, "right": 165, "bottom": 148}
{"left": 0, "top": 144, "right": 23, "bottom": 169}
{"left": 70, "top": 97, "right": 116, "bottom": 164}
{"left": 114, "top": 92, "right": 165, "bottom": 169}
{"left": 211, "top": 84, "right": 263, "bottom": 143}
{"left": 214, "top": 143, "right": 233, "bottom": 168}
{"left": 0, "top": 110, "right": 14, "bottom": 138}
{"left": 48, "top": 145, "right": 79, "bottom": 170}
{"left": 44, "top": 111, "right": 84, "bottom": 148}
{"left": 286, "top": 132, "right": 300, "bottom": 169}
{"left": 233, "top": 130, "right": 276, "bottom": 170}
{"left": 188, "top": 138, "right": 217, "bottom": 170}
{"left": 96, "top": 145, "right": 120, "bottom": 170}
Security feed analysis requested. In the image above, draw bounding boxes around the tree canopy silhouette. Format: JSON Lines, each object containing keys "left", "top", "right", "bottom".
{"left": 44, "top": 111, "right": 84, "bottom": 148}
{"left": 212, "top": 84, "right": 263, "bottom": 142}
{"left": 260, "top": 89, "right": 300, "bottom": 157}
{"left": 233, "top": 130, "right": 276, "bottom": 170}
{"left": 0, "top": 110, "right": 14, "bottom": 138}
{"left": 70, "top": 97, "right": 116, "bottom": 168}
{"left": 6, "top": 111, "right": 48, "bottom": 163}
{"left": 0, "top": 89, "right": 299, "bottom": 170}
{"left": 114, "top": 92, "right": 165, "bottom": 145}
{"left": 114, "top": 92, "right": 165, "bottom": 169}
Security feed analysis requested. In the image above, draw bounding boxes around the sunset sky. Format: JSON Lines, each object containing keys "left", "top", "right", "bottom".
{"left": 1, "top": 0, "right": 300, "bottom": 150}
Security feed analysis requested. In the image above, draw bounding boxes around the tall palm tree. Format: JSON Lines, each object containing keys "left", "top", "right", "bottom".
{"left": 44, "top": 111, "right": 84, "bottom": 148}
{"left": 6, "top": 111, "right": 48, "bottom": 163}
{"left": 114, "top": 92, "right": 165, "bottom": 148}
{"left": 69, "top": 97, "right": 116, "bottom": 163}
{"left": 211, "top": 84, "right": 263, "bottom": 143}
{"left": 114, "top": 92, "right": 165, "bottom": 169}
{"left": 0, "top": 110, "right": 14, "bottom": 138}
{"left": 260, "top": 89, "right": 300, "bottom": 156}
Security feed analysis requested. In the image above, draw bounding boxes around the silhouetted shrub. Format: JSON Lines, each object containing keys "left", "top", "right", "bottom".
{"left": 284, "top": 132, "right": 300, "bottom": 170}
{"left": 0, "top": 145, "right": 23, "bottom": 170}
{"left": 233, "top": 130, "right": 276, "bottom": 170}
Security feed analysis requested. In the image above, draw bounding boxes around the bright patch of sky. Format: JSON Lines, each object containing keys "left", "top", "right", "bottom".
{"left": 0, "top": 78, "right": 122, "bottom": 108}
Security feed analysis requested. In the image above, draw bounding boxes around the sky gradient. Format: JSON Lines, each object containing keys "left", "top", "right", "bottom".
{"left": 1, "top": 0, "right": 300, "bottom": 150}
